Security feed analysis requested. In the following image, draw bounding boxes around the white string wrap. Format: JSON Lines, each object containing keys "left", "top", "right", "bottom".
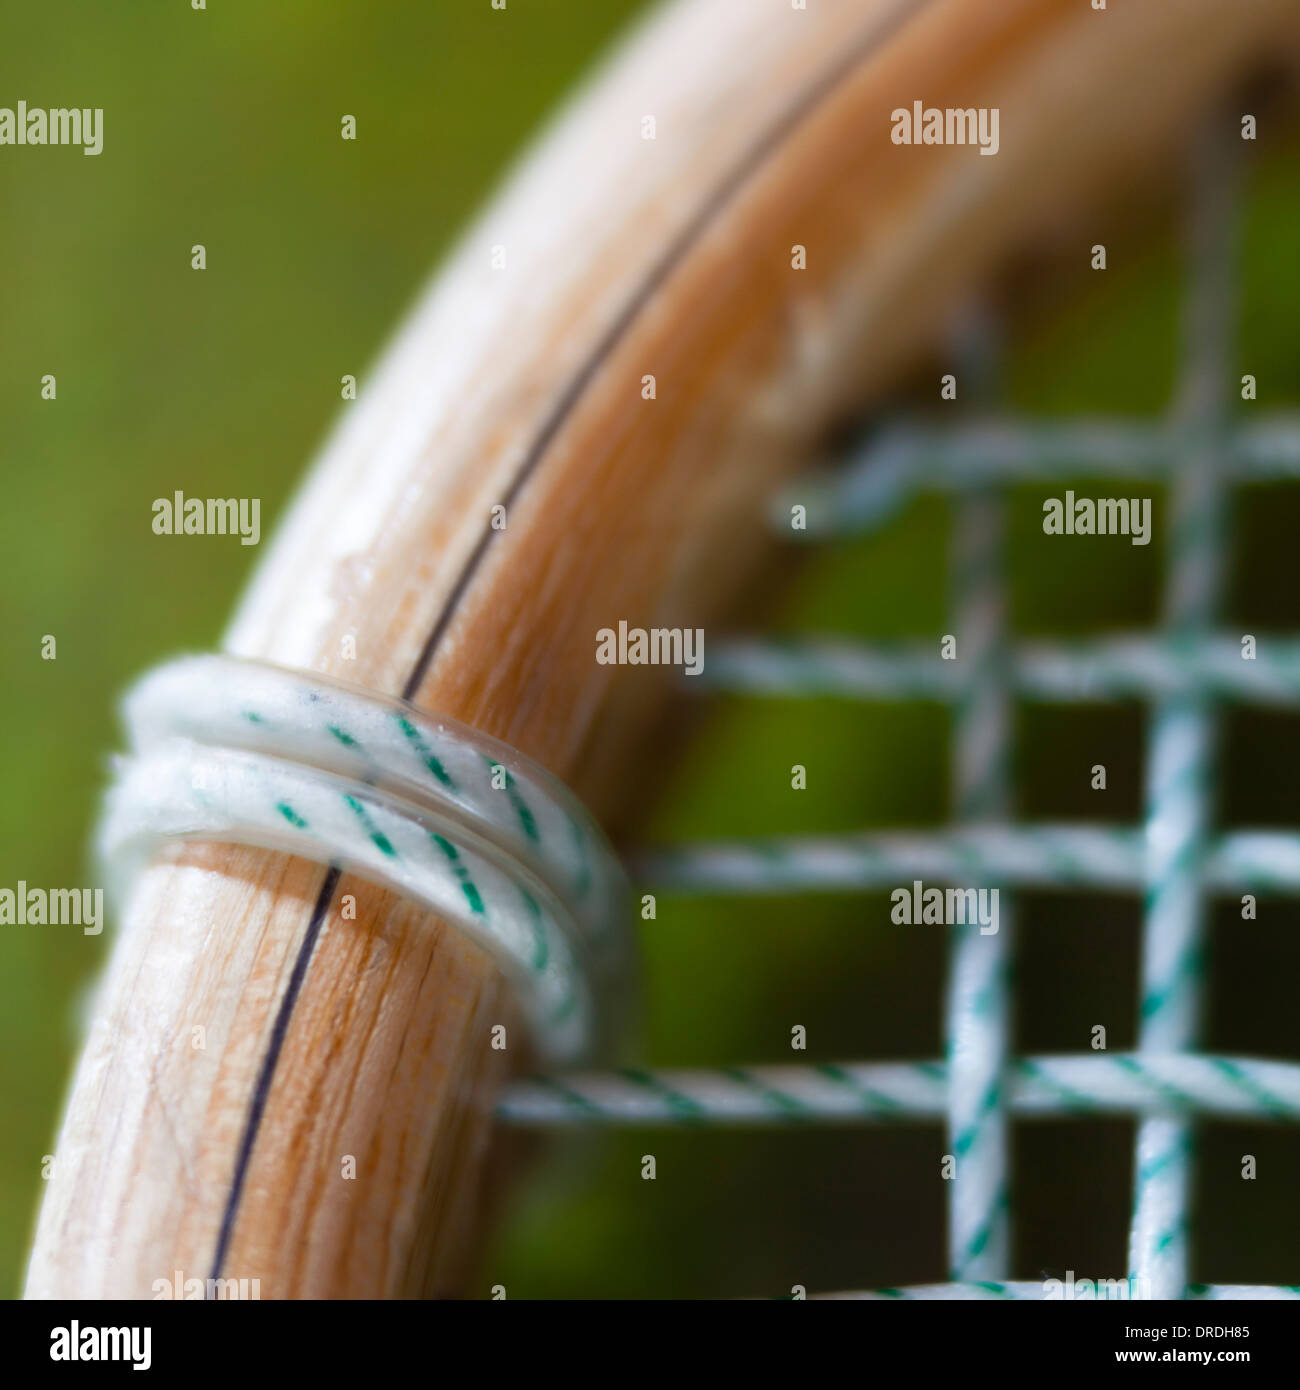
{"left": 97, "top": 655, "right": 633, "bottom": 1063}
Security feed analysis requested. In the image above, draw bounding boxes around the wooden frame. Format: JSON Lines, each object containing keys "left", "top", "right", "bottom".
{"left": 26, "top": 0, "right": 1294, "bottom": 1298}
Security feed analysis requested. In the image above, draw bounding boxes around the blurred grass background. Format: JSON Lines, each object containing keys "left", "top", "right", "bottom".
{"left": 2, "top": 2, "right": 1298, "bottom": 1298}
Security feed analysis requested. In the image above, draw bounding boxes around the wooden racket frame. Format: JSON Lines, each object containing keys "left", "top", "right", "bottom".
{"left": 25, "top": 0, "right": 1297, "bottom": 1298}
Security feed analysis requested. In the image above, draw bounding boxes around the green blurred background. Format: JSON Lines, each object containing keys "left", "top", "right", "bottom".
{"left": 2, "top": 2, "right": 1298, "bottom": 1299}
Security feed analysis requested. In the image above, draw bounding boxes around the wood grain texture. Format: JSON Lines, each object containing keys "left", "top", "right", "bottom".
{"left": 25, "top": 0, "right": 1295, "bottom": 1298}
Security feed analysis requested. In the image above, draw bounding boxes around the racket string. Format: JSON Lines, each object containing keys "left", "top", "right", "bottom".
{"left": 502, "top": 118, "right": 1300, "bottom": 1299}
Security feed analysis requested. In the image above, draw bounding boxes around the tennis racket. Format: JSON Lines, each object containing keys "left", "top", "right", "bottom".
{"left": 25, "top": 0, "right": 1300, "bottom": 1299}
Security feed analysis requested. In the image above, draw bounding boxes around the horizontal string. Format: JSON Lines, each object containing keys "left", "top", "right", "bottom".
{"left": 498, "top": 1052, "right": 1300, "bottom": 1125}
{"left": 634, "top": 825, "right": 1300, "bottom": 895}
{"left": 816, "top": 1281, "right": 1300, "bottom": 1301}
{"left": 696, "top": 634, "right": 1300, "bottom": 705}
{"left": 777, "top": 414, "right": 1300, "bottom": 536}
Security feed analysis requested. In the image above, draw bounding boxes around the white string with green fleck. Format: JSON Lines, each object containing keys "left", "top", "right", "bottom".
{"left": 497, "top": 117, "right": 1300, "bottom": 1299}
{"left": 501, "top": 1053, "right": 1300, "bottom": 1125}
{"left": 937, "top": 303, "right": 1014, "bottom": 1282}
{"left": 1128, "top": 119, "right": 1236, "bottom": 1302}
{"left": 947, "top": 484, "right": 1013, "bottom": 1281}
{"left": 98, "top": 654, "right": 632, "bottom": 1064}
{"left": 696, "top": 634, "right": 1300, "bottom": 704}
{"left": 634, "top": 825, "right": 1300, "bottom": 894}
{"left": 776, "top": 416, "right": 1300, "bottom": 537}
{"left": 818, "top": 1282, "right": 1300, "bottom": 1301}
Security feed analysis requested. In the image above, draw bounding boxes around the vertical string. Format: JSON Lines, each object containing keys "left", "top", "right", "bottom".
{"left": 1128, "top": 115, "right": 1235, "bottom": 1300}
{"left": 946, "top": 309, "right": 1015, "bottom": 1280}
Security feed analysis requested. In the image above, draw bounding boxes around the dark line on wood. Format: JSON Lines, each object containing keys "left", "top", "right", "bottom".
{"left": 402, "top": 0, "right": 929, "bottom": 700}
{"left": 209, "top": 865, "right": 341, "bottom": 1283}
